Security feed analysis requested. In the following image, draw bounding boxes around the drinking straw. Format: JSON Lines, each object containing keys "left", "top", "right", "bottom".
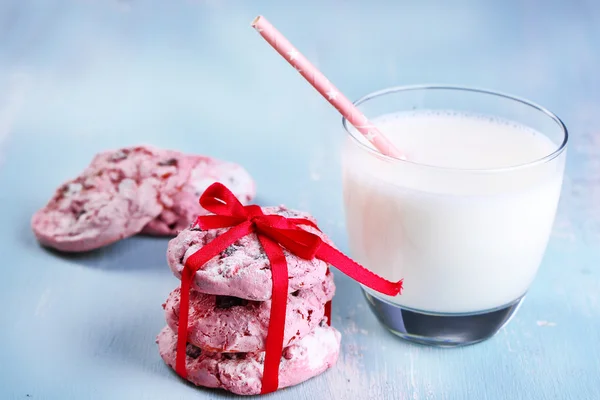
{"left": 251, "top": 15, "right": 404, "bottom": 159}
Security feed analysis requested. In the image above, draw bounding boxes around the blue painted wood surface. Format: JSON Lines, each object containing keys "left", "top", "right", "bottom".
{"left": 1, "top": 1, "right": 599, "bottom": 399}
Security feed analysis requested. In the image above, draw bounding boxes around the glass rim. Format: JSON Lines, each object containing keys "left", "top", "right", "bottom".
{"left": 342, "top": 84, "right": 569, "bottom": 173}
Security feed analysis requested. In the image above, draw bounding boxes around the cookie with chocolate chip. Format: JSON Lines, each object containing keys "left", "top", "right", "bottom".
{"left": 166, "top": 206, "right": 332, "bottom": 301}
{"left": 156, "top": 322, "right": 341, "bottom": 395}
{"left": 31, "top": 145, "right": 185, "bottom": 252}
{"left": 31, "top": 145, "right": 255, "bottom": 251}
{"left": 164, "top": 272, "right": 335, "bottom": 353}
{"left": 142, "top": 156, "right": 255, "bottom": 236}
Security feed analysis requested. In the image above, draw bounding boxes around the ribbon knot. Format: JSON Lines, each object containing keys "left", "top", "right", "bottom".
{"left": 196, "top": 184, "right": 324, "bottom": 260}
{"left": 175, "top": 183, "right": 402, "bottom": 394}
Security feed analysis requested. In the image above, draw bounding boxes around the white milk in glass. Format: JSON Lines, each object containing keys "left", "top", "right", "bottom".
{"left": 342, "top": 111, "right": 565, "bottom": 314}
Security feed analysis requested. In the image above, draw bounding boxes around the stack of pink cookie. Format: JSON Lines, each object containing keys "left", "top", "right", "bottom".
{"left": 157, "top": 206, "right": 341, "bottom": 395}
{"left": 31, "top": 146, "right": 255, "bottom": 252}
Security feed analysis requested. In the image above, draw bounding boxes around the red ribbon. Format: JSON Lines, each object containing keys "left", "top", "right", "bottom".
{"left": 176, "top": 183, "right": 402, "bottom": 394}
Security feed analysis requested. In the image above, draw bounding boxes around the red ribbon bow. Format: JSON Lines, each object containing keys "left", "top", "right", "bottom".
{"left": 176, "top": 183, "right": 402, "bottom": 394}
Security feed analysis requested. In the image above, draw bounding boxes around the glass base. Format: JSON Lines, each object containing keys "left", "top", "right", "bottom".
{"left": 362, "top": 289, "right": 524, "bottom": 347}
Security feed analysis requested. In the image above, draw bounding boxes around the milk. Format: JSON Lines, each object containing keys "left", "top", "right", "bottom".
{"left": 342, "top": 111, "right": 566, "bottom": 314}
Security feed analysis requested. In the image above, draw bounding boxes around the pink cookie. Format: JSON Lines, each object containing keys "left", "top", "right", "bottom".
{"left": 31, "top": 146, "right": 185, "bottom": 252}
{"left": 164, "top": 272, "right": 335, "bottom": 353}
{"left": 156, "top": 322, "right": 341, "bottom": 395}
{"left": 167, "top": 206, "right": 331, "bottom": 301}
{"left": 142, "top": 156, "right": 255, "bottom": 236}
{"left": 85, "top": 146, "right": 192, "bottom": 208}
{"left": 31, "top": 173, "right": 162, "bottom": 252}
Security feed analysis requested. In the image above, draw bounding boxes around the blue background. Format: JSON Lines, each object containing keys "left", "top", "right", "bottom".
{"left": 0, "top": 1, "right": 599, "bottom": 399}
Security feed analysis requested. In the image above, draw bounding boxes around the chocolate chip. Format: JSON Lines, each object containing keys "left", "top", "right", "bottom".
{"left": 319, "top": 319, "right": 327, "bottom": 327}
{"left": 110, "top": 150, "right": 129, "bottom": 161}
{"left": 223, "top": 244, "right": 241, "bottom": 257}
{"left": 158, "top": 158, "right": 178, "bottom": 166}
{"left": 185, "top": 343, "right": 202, "bottom": 359}
{"left": 215, "top": 296, "right": 248, "bottom": 309}
{"left": 291, "top": 290, "right": 300, "bottom": 297}
{"left": 61, "top": 182, "right": 83, "bottom": 198}
{"left": 189, "top": 224, "right": 201, "bottom": 231}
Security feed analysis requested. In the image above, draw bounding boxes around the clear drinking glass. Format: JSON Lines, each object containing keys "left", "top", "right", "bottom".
{"left": 341, "top": 85, "right": 568, "bottom": 346}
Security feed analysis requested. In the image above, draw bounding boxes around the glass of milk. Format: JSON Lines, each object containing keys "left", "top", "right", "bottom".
{"left": 341, "top": 85, "right": 567, "bottom": 346}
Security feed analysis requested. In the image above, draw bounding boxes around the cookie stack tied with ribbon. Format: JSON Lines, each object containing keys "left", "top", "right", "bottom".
{"left": 157, "top": 183, "right": 402, "bottom": 395}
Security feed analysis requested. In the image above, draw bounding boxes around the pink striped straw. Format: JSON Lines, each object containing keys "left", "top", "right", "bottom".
{"left": 251, "top": 15, "right": 405, "bottom": 159}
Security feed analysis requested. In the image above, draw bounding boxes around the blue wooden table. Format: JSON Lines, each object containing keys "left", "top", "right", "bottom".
{"left": 1, "top": 1, "right": 599, "bottom": 399}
